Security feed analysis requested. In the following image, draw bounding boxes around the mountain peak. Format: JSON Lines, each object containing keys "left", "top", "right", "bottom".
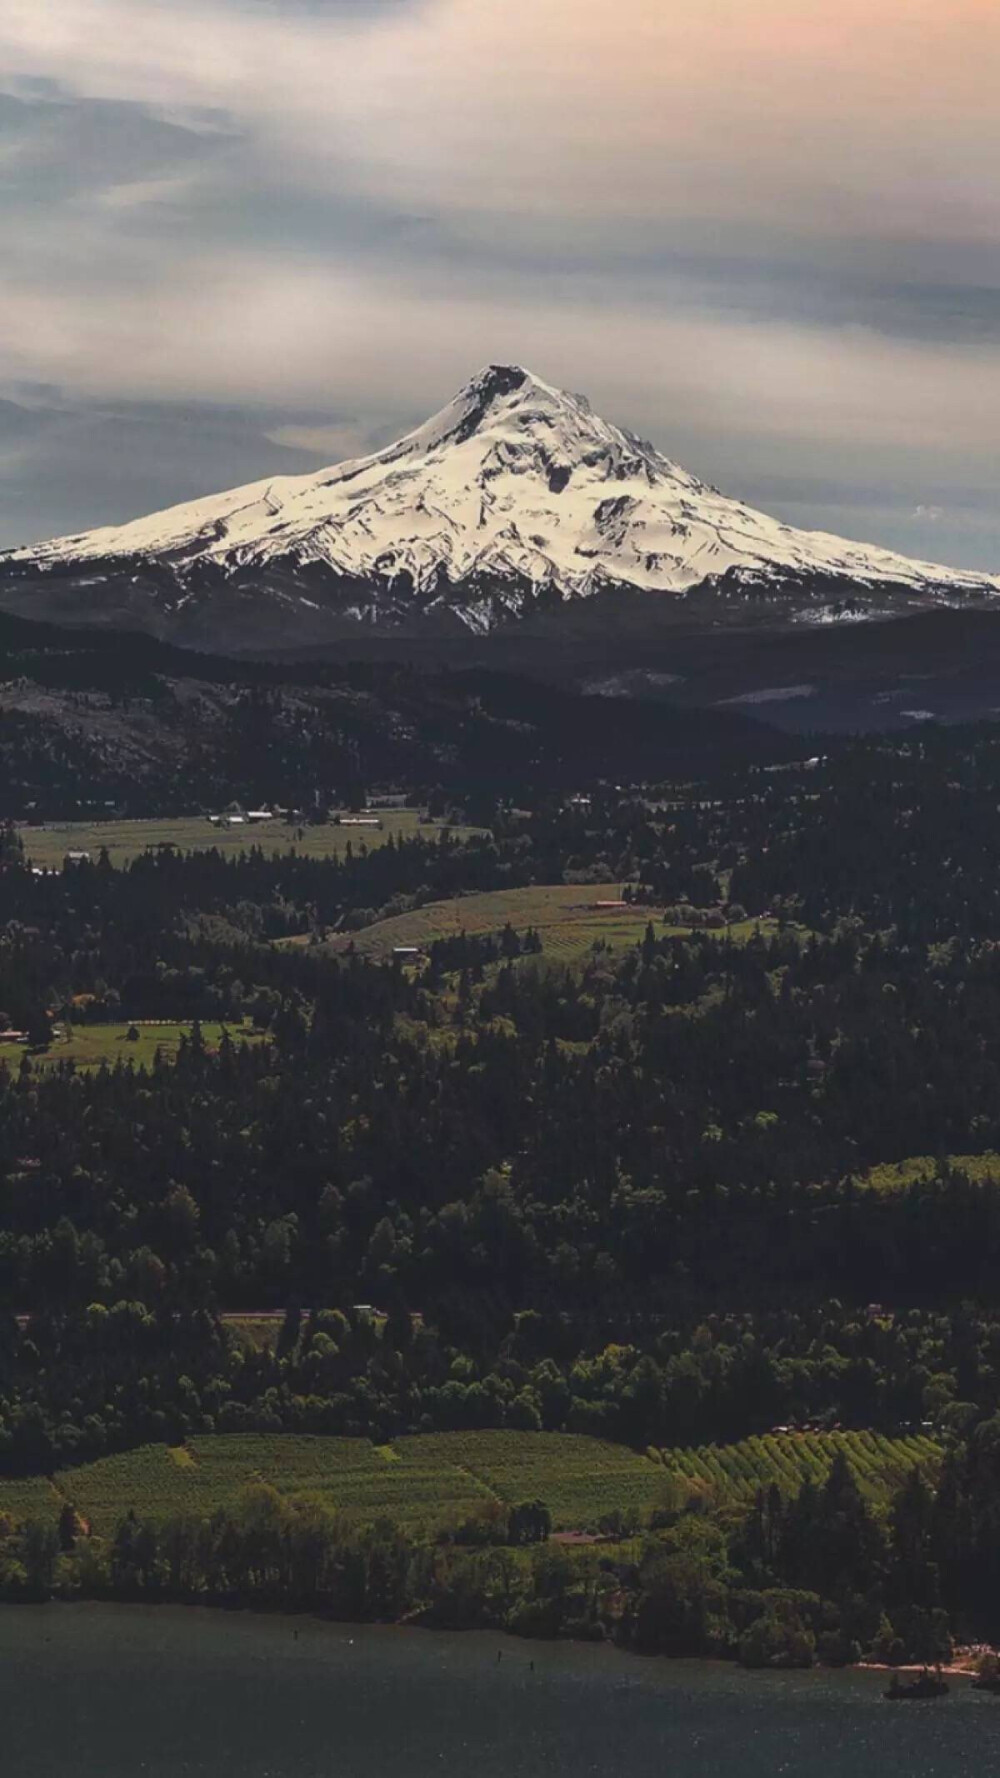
{"left": 403, "top": 363, "right": 574, "bottom": 455}
{"left": 460, "top": 362, "right": 591, "bottom": 420}
{"left": 1, "top": 369, "right": 998, "bottom": 647}
{"left": 399, "top": 364, "right": 617, "bottom": 468}
{"left": 467, "top": 363, "right": 534, "bottom": 399}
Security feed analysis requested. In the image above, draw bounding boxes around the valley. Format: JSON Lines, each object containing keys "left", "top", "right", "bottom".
{"left": 4, "top": 0, "right": 997, "bottom": 1749}
{"left": 1, "top": 704, "right": 1000, "bottom": 1665}
{"left": 1, "top": 567, "right": 1000, "bottom": 1676}
{"left": 19, "top": 809, "right": 481, "bottom": 870}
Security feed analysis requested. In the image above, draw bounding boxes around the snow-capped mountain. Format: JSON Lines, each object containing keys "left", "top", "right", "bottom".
{"left": 0, "top": 364, "right": 996, "bottom": 646}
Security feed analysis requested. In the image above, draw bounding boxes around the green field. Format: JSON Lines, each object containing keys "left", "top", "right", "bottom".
{"left": 403, "top": 1431, "right": 668, "bottom": 1527}
{"left": 320, "top": 885, "right": 653, "bottom": 961}
{"left": 306, "top": 885, "right": 774, "bottom": 964}
{"left": 660, "top": 1430, "right": 943, "bottom": 1510}
{"left": 29, "top": 1436, "right": 498, "bottom": 1538}
{"left": 31, "top": 1020, "right": 267, "bottom": 1071}
{"left": 0, "top": 1428, "right": 939, "bottom": 1537}
{"left": 18, "top": 810, "right": 481, "bottom": 870}
{"left": 0, "top": 1475, "right": 61, "bottom": 1525}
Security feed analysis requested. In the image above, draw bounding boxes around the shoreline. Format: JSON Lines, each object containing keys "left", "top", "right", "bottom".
{"left": 12, "top": 1591, "right": 995, "bottom": 1682}
{"left": 859, "top": 1650, "right": 996, "bottom": 1679}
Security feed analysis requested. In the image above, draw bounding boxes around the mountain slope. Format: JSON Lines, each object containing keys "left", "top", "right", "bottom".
{"left": 1, "top": 364, "right": 996, "bottom": 646}
{"left": 0, "top": 608, "right": 790, "bottom": 816}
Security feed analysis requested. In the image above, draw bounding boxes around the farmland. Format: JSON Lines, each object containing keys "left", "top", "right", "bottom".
{"left": 0, "top": 1428, "right": 940, "bottom": 1537}
{"left": 402, "top": 1431, "right": 666, "bottom": 1528}
{"left": 32, "top": 1020, "right": 268, "bottom": 1072}
{"left": 307, "top": 884, "right": 778, "bottom": 964}
{"left": 18, "top": 810, "right": 482, "bottom": 871}
{"left": 659, "top": 1430, "right": 943, "bottom": 1511}
{"left": 0, "top": 1474, "right": 60, "bottom": 1525}
{"left": 46, "top": 1436, "right": 495, "bottom": 1538}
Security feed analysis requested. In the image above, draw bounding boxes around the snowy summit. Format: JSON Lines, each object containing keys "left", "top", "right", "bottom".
{"left": 1, "top": 365, "right": 997, "bottom": 645}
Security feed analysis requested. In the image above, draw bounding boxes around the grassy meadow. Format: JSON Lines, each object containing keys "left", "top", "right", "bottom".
{"left": 29, "top": 1020, "right": 268, "bottom": 1072}
{"left": 18, "top": 810, "right": 481, "bottom": 871}
{"left": 308, "top": 883, "right": 779, "bottom": 964}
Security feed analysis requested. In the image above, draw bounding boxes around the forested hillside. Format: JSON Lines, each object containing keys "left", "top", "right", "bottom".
{"left": 0, "top": 610, "right": 781, "bottom": 815}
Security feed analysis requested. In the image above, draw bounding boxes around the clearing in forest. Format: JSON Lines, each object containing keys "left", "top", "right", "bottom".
{"left": 30, "top": 1020, "right": 268, "bottom": 1071}
{"left": 313, "top": 886, "right": 775, "bottom": 964}
{"left": 18, "top": 810, "right": 481, "bottom": 871}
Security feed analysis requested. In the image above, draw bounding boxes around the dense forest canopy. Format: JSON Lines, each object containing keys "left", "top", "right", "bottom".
{"left": 6, "top": 710, "right": 1000, "bottom": 1656}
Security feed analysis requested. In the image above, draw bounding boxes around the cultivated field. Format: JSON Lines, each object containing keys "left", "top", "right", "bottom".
{"left": 659, "top": 1430, "right": 942, "bottom": 1510}
{"left": 18, "top": 810, "right": 481, "bottom": 871}
{"left": 0, "top": 1428, "right": 940, "bottom": 1536}
{"left": 311, "top": 885, "right": 776, "bottom": 964}
{"left": 32, "top": 1020, "right": 267, "bottom": 1072}
{"left": 0, "top": 1475, "right": 61, "bottom": 1524}
{"left": 21, "top": 1435, "right": 497, "bottom": 1538}
{"left": 403, "top": 1431, "right": 666, "bottom": 1527}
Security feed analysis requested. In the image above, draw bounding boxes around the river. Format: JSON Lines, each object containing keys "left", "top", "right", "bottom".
{"left": 2, "top": 1603, "right": 999, "bottom": 1776}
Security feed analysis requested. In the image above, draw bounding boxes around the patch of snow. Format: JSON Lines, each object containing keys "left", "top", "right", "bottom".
{"left": 583, "top": 671, "right": 684, "bottom": 697}
{"left": 719, "top": 684, "right": 817, "bottom": 706}
{"left": 794, "top": 605, "right": 895, "bottom": 626}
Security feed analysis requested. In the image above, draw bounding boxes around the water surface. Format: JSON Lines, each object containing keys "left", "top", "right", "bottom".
{"left": 2, "top": 1603, "right": 998, "bottom": 1776}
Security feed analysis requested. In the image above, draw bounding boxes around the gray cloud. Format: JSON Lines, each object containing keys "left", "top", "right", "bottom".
{"left": 0, "top": 395, "right": 321, "bottom": 545}
{"left": 0, "top": 90, "right": 225, "bottom": 204}
{"left": 0, "top": 0, "right": 996, "bottom": 570}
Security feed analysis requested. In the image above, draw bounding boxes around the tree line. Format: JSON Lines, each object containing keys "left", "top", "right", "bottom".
{"left": 11, "top": 1436, "right": 1000, "bottom": 1659}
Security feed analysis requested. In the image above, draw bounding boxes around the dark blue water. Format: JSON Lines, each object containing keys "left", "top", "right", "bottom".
{"left": 2, "top": 1603, "right": 998, "bottom": 1776}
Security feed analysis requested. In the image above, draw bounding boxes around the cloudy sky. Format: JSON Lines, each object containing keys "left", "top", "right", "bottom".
{"left": 1, "top": 0, "right": 997, "bottom": 566}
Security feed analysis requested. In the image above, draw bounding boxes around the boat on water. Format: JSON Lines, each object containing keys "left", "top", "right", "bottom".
{"left": 884, "top": 1668, "right": 950, "bottom": 1701}
{"left": 969, "top": 1651, "right": 1000, "bottom": 1692}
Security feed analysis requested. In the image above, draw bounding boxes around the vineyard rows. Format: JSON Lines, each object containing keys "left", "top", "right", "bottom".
{"left": 404, "top": 1431, "right": 666, "bottom": 1527}
{"left": 0, "top": 1429, "right": 943, "bottom": 1537}
{"left": 0, "top": 1475, "right": 59, "bottom": 1524}
{"left": 660, "top": 1430, "right": 943, "bottom": 1508}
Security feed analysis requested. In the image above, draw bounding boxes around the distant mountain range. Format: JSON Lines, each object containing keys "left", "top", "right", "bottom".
{"left": 0, "top": 365, "right": 996, "bottom": 650}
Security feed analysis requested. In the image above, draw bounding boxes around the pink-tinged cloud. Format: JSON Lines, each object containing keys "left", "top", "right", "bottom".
{"left": 2, "top": 0, "right": 998, "bottom": 239}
